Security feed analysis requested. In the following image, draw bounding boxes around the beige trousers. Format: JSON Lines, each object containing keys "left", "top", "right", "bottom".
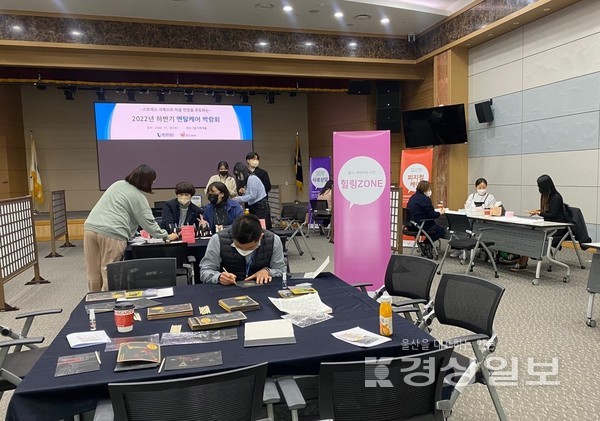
{"left": 84, "top": 230, "right": 127, "bottom": 292}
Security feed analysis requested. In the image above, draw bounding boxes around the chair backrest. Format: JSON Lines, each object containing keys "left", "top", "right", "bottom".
{"left": 402, "top": 207, "right": 415, "bottom": 227}
{"left": 107, "top": 258, "right": 177, "bottom": 290}
{"left": 319, "top": 347, "right": 452, "bottom": 421}
{"left": 130, "top": 242, "right": 189, "bottom": 269}
{"left": 384, "top": 254, "right": 438, "bottom": 302}
{"left": 445, "top": 212, "right": 472, "bottom": 234}
{"left": 154, "top": 201, "right": 167, "bottom": 210}
{"left": 310, "top": 199, "right": 329, "bottom": 211}
{"left": 293, "top": 204, "right": 308, "bottom": 224}
{"left": 109, "top": 363, "right": 268, "bottom": 421}
{"left": 280, "top": 203, "right": 297, "bottom": 219}
{"left": 434, "top": 273, "right": 505, "bottom": 337}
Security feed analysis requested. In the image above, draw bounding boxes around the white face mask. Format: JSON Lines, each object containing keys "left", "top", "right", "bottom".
{"left": 233, "top": 241, "right": 260, "bottom": 257}
{"left": 178, "top": 197, "right": 191, "bottom": 206}
{"left": 477, "top": 189, "right": 487, "bottom": 196}
{"left": 425, "top": 190, "right": 432, "bottom": 197}
{"left": 248, "top": 159, "right": 259, "bottom": 168}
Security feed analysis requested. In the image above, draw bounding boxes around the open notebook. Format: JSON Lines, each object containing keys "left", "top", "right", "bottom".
{"left": 289, "top": 256, "right": 330, "bottom": 280}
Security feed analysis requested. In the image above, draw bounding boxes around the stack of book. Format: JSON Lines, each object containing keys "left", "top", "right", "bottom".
{"left": 147, "top": 303, "right": 194, "bottom": 320}
{"left": 188, "top": 311, "right": 247, "bottom": 331}
{"left": 218, "top": 295, "right": 260, "bottom": 312}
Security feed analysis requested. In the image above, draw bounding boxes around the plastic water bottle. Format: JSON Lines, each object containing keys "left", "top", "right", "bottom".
{"left": 282, "top": 273, "right": 288, "bottom": 290}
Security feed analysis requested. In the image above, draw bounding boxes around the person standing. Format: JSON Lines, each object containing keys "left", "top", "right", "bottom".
{"left": 205, "top": 161, "right": 237, "bottom": 198}
{"left": 160, "top": 181, "right": 203, "bottom": 233}
{"left": 232, "top": 162, "right": 272, "bottom": 229}
{"left": 201, "top": 181, "right": 244, "bottom": 234}
{"left": 84, "top": 164, "right": 179, "bottom": 292}
{"left": 245, "top": 152, "right": 271, "bottom": 197}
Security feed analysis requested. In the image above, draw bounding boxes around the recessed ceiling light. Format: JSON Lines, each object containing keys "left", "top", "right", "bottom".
{"left": 380, "top": 18, "right": 390, "bottom": 24}
{"left": 283, "top": 5, "right": 293, "bottom": 12}
{"left": 465, "top": 43, "right": 471, "bottom": 46}
{"left": 11, "top": 25, "right": 22, "bottom": 32}
{"left": 71, "top": 30, "right": 82, "bottom": 36}
{"left": 487, "top": 33, "right": 494, "bottom": 37}
{"left": 513, "top": 21, "right": 520, "bottom": 25}
{"left": 305, "top": 41, "right": 314, "bottom": 46}
{"left": 255, "top": 2, "right": 274, "bottom": 8}
{"left": 543, "top": 7, "right": 551, "bottom": 12}
{"left": 334, "top": 12, "right": 343, "bottom": 18}
{"left": 354, "top": 14, "right": 371, "bottom": 20}
{"left": 257, "top": 41, "right": 269, "bottom": 47}
{"left": 348, "top": 42, "right": 357, "bottom": 47}
{"left": 309, "top": 9, "right": 319, "bottom": 13}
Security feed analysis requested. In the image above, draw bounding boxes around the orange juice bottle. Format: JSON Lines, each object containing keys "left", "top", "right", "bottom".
{"left": 379, "top": 296, "right": 393, "bottom": 336}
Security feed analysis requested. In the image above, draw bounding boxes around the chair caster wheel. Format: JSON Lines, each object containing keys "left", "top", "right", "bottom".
{"left": 586, "top": 319, "right": 597, "bottom": 327}
{"left": 299, "top": 252, "right": 304, "bottom": 256}
{"left": 563, "top": 276, "right": 570, "bottom": 283}
{"left": 581, "top": 265, "right": 586, "bottom": 269}
{"left": 532, "top": 279, "right": 539, "bottom": 285}
{"left": 437, "top": 271, "right": 441, "bottom": 275}
{"left": 312, "top": 257, "right": 315, "bottom": 260}
{"left": 547, "top": 267, "right": 553, "bottom": 272}
{"left": 494, "top": 273, "right": 499, "bottom": 278}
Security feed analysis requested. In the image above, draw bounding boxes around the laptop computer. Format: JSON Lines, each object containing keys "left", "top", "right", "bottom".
{"left": 289, "top": 256, "right": 330, "bottom": 280}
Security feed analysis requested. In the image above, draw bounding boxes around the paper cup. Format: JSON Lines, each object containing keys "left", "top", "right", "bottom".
{"left": 505, "top": 211, "right": 514, "bottom": 218}
{"left": 114, "top": 302, "right": 135, "bottom": 333}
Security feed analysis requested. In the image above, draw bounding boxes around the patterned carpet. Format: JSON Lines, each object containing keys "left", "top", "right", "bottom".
{"left": 1, "top": 235, "right": 599, "bottom": 420}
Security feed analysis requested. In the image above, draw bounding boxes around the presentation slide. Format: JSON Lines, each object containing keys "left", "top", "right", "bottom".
{"left": 94, "top": 103, "right": 253, "bottom": 190}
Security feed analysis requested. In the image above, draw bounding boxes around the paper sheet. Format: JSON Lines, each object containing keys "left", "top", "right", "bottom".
{"left": 268, "top": 292, "right": 332, "bottom": 315}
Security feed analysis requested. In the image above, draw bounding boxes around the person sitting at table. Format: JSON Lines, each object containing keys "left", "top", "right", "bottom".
{"left": 84, "top": 164, "right": 179, "bottom": 292}
{"left": 512, "top": 174, "right": 569, "bottom": 272}
{"left": 465, "top": 177, "right": 497, "bottom": 209}
{"left": 204, "top": 160, "right": 237, "bottom": 198}
{"left": 160, "top": 181, "right": 203, "bottom": 234}
{"left": 200, "top": 214, "right": 286, "bottom": 285}
{"left": 232, "top": 162, "right": 272, "bottom": 229}
{"left": 407, "top": 180, "right": 446, "bottom": 259}
{"left": 316, "top": 180, "right": 333, "bottom": 234}
{"left": 200, "top": 181, "right": 244, "bottom": 234}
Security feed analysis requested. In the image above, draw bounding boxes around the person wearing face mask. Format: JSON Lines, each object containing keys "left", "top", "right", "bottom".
{"left": 406, "top": 180, "right": 446, "bottom": 259}
{"left": 204, "top": 161, "right": 237, "bottom": 198}
{"left": 465, "top": 178, "right": 497, "bottom": 209}
{"left": 160, "top": 181, "right": 203, "bottom": 234}
{"left": 200, "top": 181, "right": 244, "bottom": 234}
{"left": 244, "top": 152, "right": 271, "bottom": 198}
{"left": 200, "top": 214, "right": 286, "bottom": 285}
{"left": 232, "top": 161, "right": 272, "bottom": 229}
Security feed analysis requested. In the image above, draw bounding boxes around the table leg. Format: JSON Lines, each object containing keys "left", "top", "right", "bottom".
{"left": 533, "top": 260, "right": 542, "bottom": 285}
{"left": 544, "top": 235, "right": 570, "bottom": 283}
{"left": 586, "top": 293, "right": 596, "bottom": 327}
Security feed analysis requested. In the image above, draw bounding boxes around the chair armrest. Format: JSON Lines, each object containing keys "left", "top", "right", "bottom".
{"left": 351, "top": 283, "right": 372, "bottom": 293}
{"left": 392, "top": 298, "right": 427, "bottom": 308}
{"left": 15, "top": 309, "right": 63, "bottom": 320}
{"left": 444, "top": 334, "right": 489, "bottom": 348}
{"left": 93, "top": 399, "right": 114, "bottom": 421}
{"left": 186, "top": 255, "right": 196, "bottom": 264}
{"left": 277, "top": 376, "right": 306, "bottom": 411}
{"left": 393, "top": 305, "right": 421, "bottom": 314}
{"left": 263, "top": 377, "right": 280, "bottom": 405}
{"left": 0, "top": 337, "right": 45, "bottom": 348}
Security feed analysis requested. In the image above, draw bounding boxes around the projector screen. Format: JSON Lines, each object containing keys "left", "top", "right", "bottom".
{"left": 94, "top": 103, "right": 253, "bottom": 190}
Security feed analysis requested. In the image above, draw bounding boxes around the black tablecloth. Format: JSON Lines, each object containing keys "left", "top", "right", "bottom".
{"left": 7, "top": 274, "right": 434, "bottom": 421}
{"left": 124, "top": 238, "right": 210, "bottom": 284}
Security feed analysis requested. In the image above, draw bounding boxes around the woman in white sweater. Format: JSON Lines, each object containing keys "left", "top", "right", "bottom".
{"left": 465, "top": 178, "right": 497, "bottom": 208}
{"left": 204, "top": 161, "right": 237, "bottom": 198}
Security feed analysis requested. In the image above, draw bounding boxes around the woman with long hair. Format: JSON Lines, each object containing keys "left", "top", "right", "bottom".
{"left": 232, "top": 162, "right": 271, "bottom": 229}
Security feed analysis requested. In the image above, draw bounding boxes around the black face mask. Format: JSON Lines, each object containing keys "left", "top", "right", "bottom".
{"left": 207, "top": 194, "right": 219, "bottom": 205}
{"left": 539, "top": 188, "right": 545, "bottom": 194}
{"left": 219, "top": 171, "right": 228, "bottom": 177}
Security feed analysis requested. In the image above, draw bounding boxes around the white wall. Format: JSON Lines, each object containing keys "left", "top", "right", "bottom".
{"left": 21, "top": 87, "right": 309, "bottom": 211}
{"left": 467, "top": 0, "right": 600, "bottom": 240}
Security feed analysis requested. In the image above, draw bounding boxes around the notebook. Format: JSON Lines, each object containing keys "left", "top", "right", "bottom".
{"left": 289, "top": 256, "right": 329, "bottom": 280}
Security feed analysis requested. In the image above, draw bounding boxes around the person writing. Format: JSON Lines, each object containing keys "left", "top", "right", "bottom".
{"left": 204, "top": 161, "right": 237, "bottom": 198}
{"left": 512, "top": 174, "right": 568, "bottom": 272}
{"left": 465, "top": 178, "right": 497, "bottom": 208}
{"left": 160, "top": 181, "right": 203, "bottom": 233}
{"left": 406, "top": 180, "right": 446, "bottom": 259}
{"left": 200, "top": 181, "right": 244, "bottom": 234}
{"left": 200, "top": 214, "right": 286, "bottom": 285}
{"left": 232, "top": 161, "right": 272, "bottom": 229}
{"left": 84, "top": 164, "right": 179, "bottom": 292}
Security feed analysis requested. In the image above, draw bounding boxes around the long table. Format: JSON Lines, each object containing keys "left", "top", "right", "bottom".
{"left": 464, "top": 213, "right": 585, "bottom": 285}
{"left": 7, "top": 274, "right": 434, "bottom": 421}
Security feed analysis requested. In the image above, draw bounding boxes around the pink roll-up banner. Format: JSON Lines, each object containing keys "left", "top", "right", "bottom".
{"left": 333, "top": 131, "right": 390, "bottom": 290}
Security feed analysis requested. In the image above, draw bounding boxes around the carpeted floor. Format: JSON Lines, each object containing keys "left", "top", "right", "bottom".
{"left": 1, "top": 235, "right": 599, "bottom": 420}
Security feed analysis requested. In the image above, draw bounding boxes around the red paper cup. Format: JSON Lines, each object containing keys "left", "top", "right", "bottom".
{"left": 484, "top": 209, "right": 491, "bottom": 216}
{"left": 114, "top": 302, "right": 135, "bottom": 333}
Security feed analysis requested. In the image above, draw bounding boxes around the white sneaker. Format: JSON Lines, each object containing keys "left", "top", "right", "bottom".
{"left": 450, "top": 250, "right": 461, "bottom": 258}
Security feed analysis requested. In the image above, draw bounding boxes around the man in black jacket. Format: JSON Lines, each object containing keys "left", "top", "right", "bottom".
{"left": 245, "top": 152, "right": 271, "bottom": 197}
{"left": 160, "top": 181, "right": 203, "bottom": 233}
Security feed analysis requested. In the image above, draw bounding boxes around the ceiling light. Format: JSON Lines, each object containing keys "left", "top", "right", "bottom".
{"left": 348, "top": 42, "right": 357, "bottom": 48}
{"left": 185, "top": 90, "right": 194, "bottom": 102}
{"left": 213, "top": 93, "right": 222, "bottom": 103}
{"left": 70, "top": 30, "right": 82, "bottom": 36}
{"left": 334, "top": 12, "right": 343, "bottom": 18}
{"left": 380, "top": 18, "right": 390, "bottom": 24}
{"left": 63, "top": 88, "right": 76, "bottom": 100}
{"left": 257, "top": 41, "right": 269, "bottom": 47}
{"left": 283, "top": 5, "right": 293, "bottom": 12}
{"left": 157, "top": 91, "right": 166, "bottom": 102}
{"left": 487, "top": 33, "right": 494, "bottom": 37}
{"left": 305, "top": 42, "right": 314, "bottom": 46}
{"left": 266, "top": 92, "right": 275, "bottom": 104}
{"left": 513, "top": 21, "right": 520, "bottom": 25}
{"left": 354, "top": 14, "right": 371, "bottom": 20}
{"left": 309, "top": 9, "right": 319, "bottom": 13}
{"left": 96, "top": 90, "right": 107, "bottom": 101}
{"left": 11, "top": 25, "right": 23, "bottom": 32}
{"left": 543, "top": 8, "right": 551, "bottom": 12}
{"left": 126, "top": 90, "right": 136, "bottom": 102}
{"left": 240, "top": 94, "right": 249, "bottom": 104}
{"left": 255, "top": 2, "right": 274, "bottom": 8}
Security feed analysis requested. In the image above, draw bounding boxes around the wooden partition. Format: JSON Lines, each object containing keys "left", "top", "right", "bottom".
{"left": 46, "top": 190, "right": 75, "bottom": 258}
{"left": 0, "top": 196, "right": 48, "bottom": 311}
{"left": 390, "top": 187, "right": 401, "bottom": 253}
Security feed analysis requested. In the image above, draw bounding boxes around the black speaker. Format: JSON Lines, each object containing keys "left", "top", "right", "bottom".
{"left": 376, "top": 81, "right": 401, "bottom": 132}
{"left": 475, "top": 100, "right": 494, "bottom": 123}
{"left": 347, "top": 80, "right": 371, "bottom": 95}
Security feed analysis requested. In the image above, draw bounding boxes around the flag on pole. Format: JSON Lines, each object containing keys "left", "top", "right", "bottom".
{"left": 29, "top": 131, "right": 43, "bottom": 204}
{"left": 294, "top": 133, "right": 303, "bottom": 193}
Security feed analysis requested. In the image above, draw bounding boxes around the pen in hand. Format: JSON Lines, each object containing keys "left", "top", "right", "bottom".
{"left": 222, "top": 267, "right": 236, "bottom": 285}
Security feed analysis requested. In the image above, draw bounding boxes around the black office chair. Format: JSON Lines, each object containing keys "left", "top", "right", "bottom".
{"left": 437, "top": 212, "right": 498, "bottom": 278}
{"left": 375, "top": 254, "right": 438, "bottom": 327}
{"left": 130, "top": 242, "right": 195, "bottom": 284}
{"left": 309, "top": 199, "right": 331, "bottom": 237}
{"left": 277, "top": 347, "right": 453, "bottom": 421}
{"left": 107, "top": 258, "right": 178, "bottom": 290}
{"left": 0, "top": 309, "right": 62, "bottom": 400}
{"left": 421, "top": 274, "right": 507, "bottom": 421}
{"left": 271, "top": 204, "right": 315, "bottom": 260}
{"left": 94, "top": 363, "right": 272, "bottom": 421}
{"left": 402, "top": 207, "right": 440, "bottom": 259}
